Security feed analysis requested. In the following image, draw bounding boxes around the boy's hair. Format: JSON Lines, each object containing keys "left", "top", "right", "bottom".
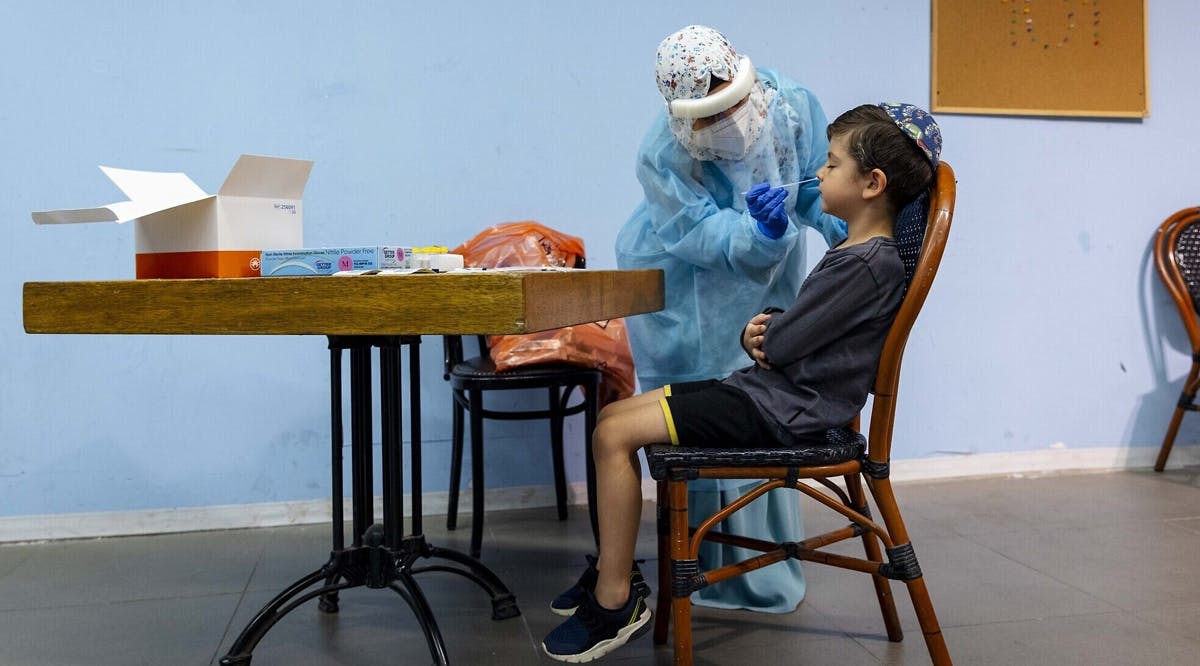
{"left": 827, "top": 104, "right": 934, "bottom": 214}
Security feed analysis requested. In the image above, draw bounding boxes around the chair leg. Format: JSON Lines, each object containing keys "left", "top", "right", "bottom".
{"left": 446, "top": 396, "right": 465, "bottom": 531}
{"left": 584, "top": 378, "right": 599, "bottom": 547}
{"left": 1156, "top": 362, "right": 1200, "bottom": 471}
{"left": 469, "top": 388, "right": 485, "bottom": 559}
{"left": 904, "top": 576, "right": 952, "bottom": 665}
{"left": 1156, "top": 403, "right": 1188, "bottom": 473}
{"left": 668, "top": 478, "right": 694, "bottom": 665}
{"left": 653, "top": 479, "right": 671, "bottom": 645}
{"left": 846, "top": 473, "right": 902, "bottom": 641}
{"left": 549, "top": 386, "right": 568, "bottom": 521}
{"left": 869, "top": 477, "right": 950, "bottom": 665}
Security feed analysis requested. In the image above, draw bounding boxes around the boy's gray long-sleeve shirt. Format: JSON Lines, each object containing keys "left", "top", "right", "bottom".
{"left": 723, "top": 236, "right": 905, "bottom": 444}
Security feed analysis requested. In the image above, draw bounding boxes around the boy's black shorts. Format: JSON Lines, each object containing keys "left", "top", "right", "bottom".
{"left": 659, "top": 379, "right": 786, "bottom": 448}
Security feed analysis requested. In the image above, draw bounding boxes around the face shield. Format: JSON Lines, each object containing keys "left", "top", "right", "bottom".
{"left": 654, "top": 25, "right": 768, "bottom": 161}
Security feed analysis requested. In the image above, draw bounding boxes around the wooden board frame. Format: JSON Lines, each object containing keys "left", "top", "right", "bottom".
{"left": 932, "top": 0, "right": 1148, "bottom": 118}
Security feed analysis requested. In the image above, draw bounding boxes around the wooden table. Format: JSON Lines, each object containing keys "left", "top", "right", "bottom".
{"left": 23, "top": 269, "right": 664, "bottom": 665}
{"left": 23, "top": 269, "right": 664, "bottom": 336}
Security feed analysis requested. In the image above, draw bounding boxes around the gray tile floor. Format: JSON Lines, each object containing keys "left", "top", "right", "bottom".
{"left": 3, "top": 468, "right": 1200, "bottom": 665}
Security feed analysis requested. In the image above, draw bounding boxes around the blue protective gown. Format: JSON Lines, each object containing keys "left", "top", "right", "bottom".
{"left": 616, "top": 69, "right": 847, "bottom": 613}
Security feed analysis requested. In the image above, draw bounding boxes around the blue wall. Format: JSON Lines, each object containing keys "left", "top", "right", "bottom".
{"left": 3, "top": 1, "right": 1198, "bottom": 518}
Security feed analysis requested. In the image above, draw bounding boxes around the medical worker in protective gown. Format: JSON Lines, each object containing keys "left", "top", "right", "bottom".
{"left": 615, "top": 25, "right": 846, "bottom": 612}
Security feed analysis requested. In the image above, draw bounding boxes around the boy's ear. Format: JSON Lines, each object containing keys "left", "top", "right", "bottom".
{"left": 862, "top": 168, "right": 888, "bottom": 201}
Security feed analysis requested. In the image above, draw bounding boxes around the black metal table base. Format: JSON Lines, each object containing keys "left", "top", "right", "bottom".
{"left": 219, "top": 336, "right": 520, "bottom": 666}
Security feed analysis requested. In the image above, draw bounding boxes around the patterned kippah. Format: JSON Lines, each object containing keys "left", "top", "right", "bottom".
{"left": 877, "top": 102, "right": 942, "bottom": 169}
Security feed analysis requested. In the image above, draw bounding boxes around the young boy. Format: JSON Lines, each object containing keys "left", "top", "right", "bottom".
{"left": 542, "top": 102, "right": 943, "bottom": 663}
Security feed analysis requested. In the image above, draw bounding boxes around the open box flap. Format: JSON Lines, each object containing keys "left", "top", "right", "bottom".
{"left": 32, "top": 165, "right": 210, "bottom": 225}
{"left": 218, "top": 154, "right": 314, "bottom": 199}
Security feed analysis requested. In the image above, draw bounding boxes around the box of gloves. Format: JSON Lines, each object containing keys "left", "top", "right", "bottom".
{"left": 260, "top": 246, "right": 465, "bottom": 276}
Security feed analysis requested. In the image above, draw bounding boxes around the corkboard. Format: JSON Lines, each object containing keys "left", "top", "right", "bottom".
{"left": 932, "top": 0, "right": 1147, "bottom": 118}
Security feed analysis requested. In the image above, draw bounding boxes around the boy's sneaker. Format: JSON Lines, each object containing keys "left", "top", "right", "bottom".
{"left": 550, "top": 554, "right": 651, "bottom": 616}
{"left": 542, "top": 583, "right": 651, "bottom": 663}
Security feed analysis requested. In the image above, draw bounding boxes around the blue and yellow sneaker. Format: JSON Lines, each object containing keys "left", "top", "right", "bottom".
{"left": 550, "top": 555, "right": 651, "bottom": 617}
{"left": 542, "top": 582, "right": 651, "bottom": 662}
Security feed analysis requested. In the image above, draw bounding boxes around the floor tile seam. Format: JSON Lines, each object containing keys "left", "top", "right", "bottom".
{"left": 1094, "top": 513, "right": 1200, "bottom": 526}
{"left": 935, "top": 608, "right": 1135, "bottom": 631}
{"left": 957, "top": 531, "right": 1126, "bottom": 611}
{"left": 1170, "top": 526, "right": 1200, "bottom": 537}
{"left": 843, "top": 631, "right": 918, "bottom": 662}
{"left": 909, "top": 523, "right": 1030, "bottom": 540}
{"left": 211, "top": 545, "right": 267, "bottom": 665}
{"left": 514, "top": 608, "right": 548, "bottom": 661}
{"left": 1124, "top": 607, "right": 1200, "bottom": 645}
{"left": 932, "top": 605, "right": 1139, "bottom": 630}
{"left": 961, "top": 521, "right": 1200, "bottom": 581}
{"left": 1131, "top": 599, "right": 1200, "bottom": 611}
{"left": 0, "top": 548, "right": 34, "bottom": 579}
{"left": 0, "top": 590, "right": 244, "bottom": 614}
{"left": 1162, "top": 517, "right": 1200, "bottom": 532}
{"left": 954, "top": 520, "right": 1200, "bottom": 544}
{"left": 765, "top": 595, "right": 881, "bottom": 642}
{"left": 1103, "top": 597, "right": 1200, "bottom": 615}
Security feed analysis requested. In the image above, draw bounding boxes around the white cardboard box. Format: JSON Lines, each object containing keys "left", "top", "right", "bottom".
{"left": 32, "top": 154, "right": 314, "bottom": 278}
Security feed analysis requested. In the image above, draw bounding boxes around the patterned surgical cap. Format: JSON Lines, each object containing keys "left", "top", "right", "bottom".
{"left": 655, "top": 25, "right": 742, "bottom": 103}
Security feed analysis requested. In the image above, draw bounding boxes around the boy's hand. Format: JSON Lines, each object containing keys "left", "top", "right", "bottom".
{"left": 742, "top": 313, "right": 773, "bottom": 369}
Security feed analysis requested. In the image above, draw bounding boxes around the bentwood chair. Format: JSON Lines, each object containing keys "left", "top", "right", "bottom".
{"left": 1152, "top": 207, "right": 1200, "bottom": 472}
{"left": 442, "top": 335, "right": 600, "bottom": 559}
{"left": 647, "top": 162, "right": 957, "bottom": 665}
{"left": 442, "top": 223, "right": 602, "bottom": 560}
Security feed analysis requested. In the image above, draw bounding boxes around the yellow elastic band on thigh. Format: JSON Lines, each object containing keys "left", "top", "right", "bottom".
{"left": 658, "top": 397, "right": 680, "bottom": 446}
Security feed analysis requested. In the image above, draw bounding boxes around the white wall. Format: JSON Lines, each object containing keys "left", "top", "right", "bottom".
{"left": 3, "top": 1, "right": 1198, "bottom": 530}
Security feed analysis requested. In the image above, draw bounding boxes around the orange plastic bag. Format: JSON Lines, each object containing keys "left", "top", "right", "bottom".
{"left": 487, "top": 319, "right": 636, "bottom": 406}
{"left": 452, "top": 222, "right": 636, "bottom": 405}
{"left": 452, "top": 221, "right": 586, "bottom": 269}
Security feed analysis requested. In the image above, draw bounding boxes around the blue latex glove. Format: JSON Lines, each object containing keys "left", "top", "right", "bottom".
{"left": 745, "top": 184, "right": 789, "bottom": 239}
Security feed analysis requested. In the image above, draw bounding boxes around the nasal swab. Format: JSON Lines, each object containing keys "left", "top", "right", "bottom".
{"left": 742, "top": 177, "right": 818, "bottom": 195}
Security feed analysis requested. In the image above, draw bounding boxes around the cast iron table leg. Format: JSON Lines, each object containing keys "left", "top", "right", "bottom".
{"left": 218, "top": 336, "right": 518, "bottom": 666}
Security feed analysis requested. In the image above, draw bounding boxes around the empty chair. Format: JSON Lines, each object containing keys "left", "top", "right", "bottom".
{"left": 442, "top": 222, "right": 605, "bottom": 560}
{"left": 442, "top": 335, "right": 600, "bottom": 559}
{"left": 1152, "top": 206, "right": 1200, "bottom": 472}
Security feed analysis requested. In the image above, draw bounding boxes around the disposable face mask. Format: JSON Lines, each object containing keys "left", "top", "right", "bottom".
{"left": 691, "top": 101, "right": 757, "bottom": 160}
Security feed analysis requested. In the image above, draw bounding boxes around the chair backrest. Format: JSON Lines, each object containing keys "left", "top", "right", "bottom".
{"left": 865, "top": 162, "right": 956, "bottom": 463}
{"left": 1154, "top": 207, "right": 1200, "bottom": 353}
{"left": 442, "top": 333, "right": 494, "bottom": 376}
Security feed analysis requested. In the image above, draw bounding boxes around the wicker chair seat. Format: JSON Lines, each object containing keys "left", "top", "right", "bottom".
{"left": 646, "top": 428, "right": 864, "bottom": 479}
